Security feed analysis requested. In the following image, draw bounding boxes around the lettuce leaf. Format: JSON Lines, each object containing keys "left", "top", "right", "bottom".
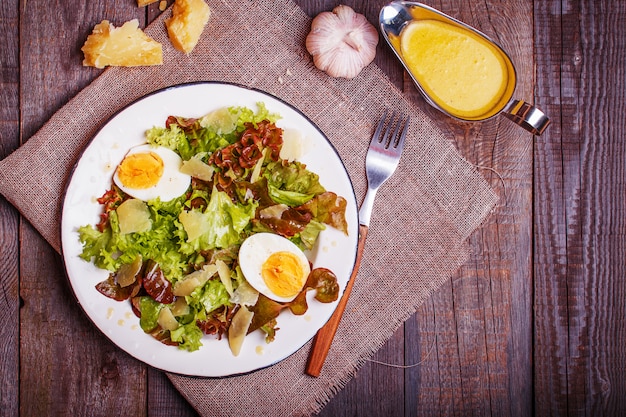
{"left": 78, "top": 225, "right": 115, "bottom": 269}
{"left": 298, "top": 192, "right": 349, "bottom": 235}
{"left": 138, "top": 296, "right": 163, "bottom": 332}
{"left": 233, "top": 102, "right": 280, "bottom": 130}
{"left": 146, "top": 122, "right": 232, "bottom": 161}
{"left": 267, "top": 185, "right": 315, "bottom": 206}
{"left": 187, "top": 278, "right": 231, "bottom": 314}
{"left": 297, "top": 220, "right": 326, "bottom": 250}
{"left": 263, "top": 161, "right": 325, "bottom": 206}
{"left": 179, "top": 186, "right": 257, "bottom": 253}
{"left": 79, "top": 196, "right": 190, "bottom": 281}
{"left": 170, "top": 322, "right": 204, "bottom": 352}
{"left": 145, "top": 124, "right": 189, "bottom": 156}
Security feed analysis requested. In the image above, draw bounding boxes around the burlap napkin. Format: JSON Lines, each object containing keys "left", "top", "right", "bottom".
{"left": 0, "top": 0, "right": 498, "bottom": 415}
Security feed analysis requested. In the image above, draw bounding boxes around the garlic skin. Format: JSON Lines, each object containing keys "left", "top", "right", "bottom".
{"left": 306, "top": 5, "right": 379, "bottom": 79}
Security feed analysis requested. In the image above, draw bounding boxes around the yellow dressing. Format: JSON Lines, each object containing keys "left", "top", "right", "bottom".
{"left": 399, "top": 19, "right": 514, "bottom": 120}
{"left": 261, "top": 251, "right": 307, "bottom": 298}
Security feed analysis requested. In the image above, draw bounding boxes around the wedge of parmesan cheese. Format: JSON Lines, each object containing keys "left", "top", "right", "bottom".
{"left": 81, "top": 19, "right": 163, "bottom": 69}
{"left": 279, "top": 128, "right": 308, "bottom": 162}
{"left": 228, "top": 303, "right": 255, "bottom": 356}
{"left": 165, "top": 0, "right": 211, "bottom": 54}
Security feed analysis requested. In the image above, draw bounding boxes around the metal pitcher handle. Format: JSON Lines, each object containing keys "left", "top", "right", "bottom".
{"left": 503, "top": 100, "right": 551, "bottom": 135}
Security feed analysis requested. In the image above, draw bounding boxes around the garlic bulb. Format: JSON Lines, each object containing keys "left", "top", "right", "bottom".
{"left": 306, "top": 5, "right": 379, "bottom": 79}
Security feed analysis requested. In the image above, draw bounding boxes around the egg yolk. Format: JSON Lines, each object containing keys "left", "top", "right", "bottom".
{"left": 261, "top": 251, "right": 307, "bottom": 298}
{"left": 117, "top": 152, "right": 164, "bottom": 189}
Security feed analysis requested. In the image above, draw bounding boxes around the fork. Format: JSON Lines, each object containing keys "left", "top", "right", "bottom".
{"left": 306, "top": 111, "right": 409, "bottom": 377}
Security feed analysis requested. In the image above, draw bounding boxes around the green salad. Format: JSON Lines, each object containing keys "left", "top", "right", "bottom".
{"left": 78, "top": 103, "right": 348, "bottom": 354}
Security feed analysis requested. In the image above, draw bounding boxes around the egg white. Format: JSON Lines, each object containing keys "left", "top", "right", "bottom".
{"left": 113, "top": 144, "right": 191, "bottom": 202}
{"left": 238, "top": 233, "right": 311, "bottom": 303}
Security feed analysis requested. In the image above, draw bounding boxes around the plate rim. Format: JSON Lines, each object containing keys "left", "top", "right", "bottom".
{"left": 59, "top": 81, "right": 359, "bottom": 377}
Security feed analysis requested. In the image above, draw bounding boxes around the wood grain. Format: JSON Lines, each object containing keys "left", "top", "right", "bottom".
{"left": 534, "top": 0, "right": 626, "bottom": 415}
{"left": 0, "top": 1, "right": 20, "bottom": 415}
{"left": 1, "top": 0, "right": 625, "bottom": 416}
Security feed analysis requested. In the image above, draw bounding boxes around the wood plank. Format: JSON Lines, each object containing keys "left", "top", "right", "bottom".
{"left": 402, "top": 0, "right": 534, "bottom": 415}
{"left": 17, "top": 2, "right": 149, "bottom": 415}
{"left": 533, "top": 0, "right": 568, "bottom": 413}
{"left": 0, "top": 0, "right": 20, "bottom": 415}
{"left": 147, "top": 368, "right": 199, "bottom": 417}
{"left": 534, "top": 0, "right": 626, "bottom": 415}
{"left": 318, "top": 328, "right": 405, "bottom": 416}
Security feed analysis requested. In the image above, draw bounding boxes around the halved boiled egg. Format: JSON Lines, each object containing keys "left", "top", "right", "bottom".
{"left": 238, "top": 233, "right": 312, "bottom": 303}
{"left": 113, "top": 144, "right": 191, "bottom": 202}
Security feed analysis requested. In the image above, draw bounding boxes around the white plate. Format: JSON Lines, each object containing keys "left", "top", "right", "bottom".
{"left": 61, "top": 82, "right": 359, "bottom": 377}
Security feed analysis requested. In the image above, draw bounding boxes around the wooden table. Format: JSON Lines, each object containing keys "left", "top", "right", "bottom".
{"left": 2, "top": 0, "right": 624, "bottom": 415}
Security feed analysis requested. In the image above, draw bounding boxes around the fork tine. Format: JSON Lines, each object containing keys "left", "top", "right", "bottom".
{"left": 380, "top": 111, "right": 398, "bottom": 148}
{"left": 394, "top": 116, "right": 410, "bottom": 150}
{"left": 386, "top": 114, "right": 405, "bottom": 148}
{"left": 371, "top": 111, "right": 409, "bottom": 152}
{"left": 372, "top": 110, "right": 388, "bottom": 144}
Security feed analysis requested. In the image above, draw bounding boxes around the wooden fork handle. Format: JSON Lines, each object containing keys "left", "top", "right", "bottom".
{"left": 305, "top": 224, "right": 369, "bottom": 377}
